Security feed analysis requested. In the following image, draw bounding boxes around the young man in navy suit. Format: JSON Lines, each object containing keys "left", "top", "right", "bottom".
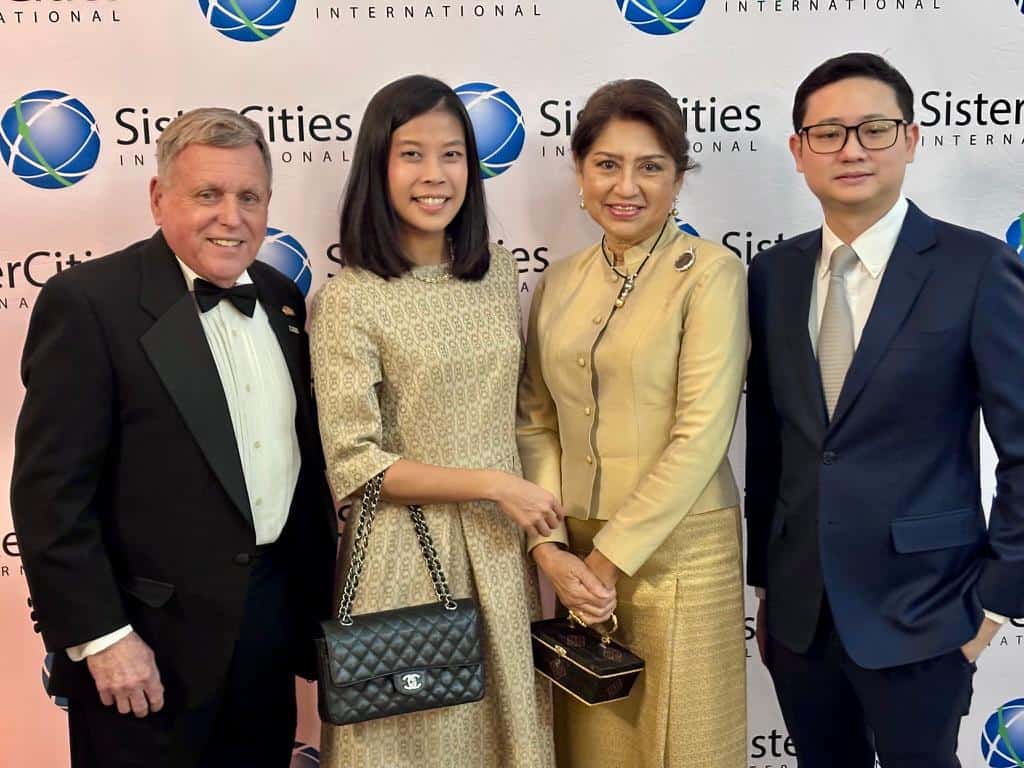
{"left": 746, "top": 52, "right": 1024, "bottom": 768}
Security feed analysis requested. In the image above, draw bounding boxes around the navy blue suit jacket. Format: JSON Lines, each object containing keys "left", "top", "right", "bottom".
{"left": 745, "top": 201, "right": 1024, "bottom": 669}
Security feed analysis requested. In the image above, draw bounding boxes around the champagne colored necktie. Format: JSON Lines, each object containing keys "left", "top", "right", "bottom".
{"left": 818, "top": 244, "right": 859, "bottom": 419}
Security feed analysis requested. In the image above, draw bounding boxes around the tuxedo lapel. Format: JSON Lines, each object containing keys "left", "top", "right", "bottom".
{"left": 137, "top": 233, "right": 253, "bottom": 527}
{"left": 782, "top": 233, "right": 829, "bottom": 438}
{"left": 828, "top": 203, "right": 936, "bottom": 432}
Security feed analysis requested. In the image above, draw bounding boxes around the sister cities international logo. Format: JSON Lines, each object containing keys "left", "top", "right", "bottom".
{"left": 0, "top": 90, "right": 101, "bottom": 189}
{"left": 615, "top": 0, "right": 706, "bottom": 35}
{"left": 982, "top": 699, "right": 1024, "bottom": 767}
{"left": 198, "top": 0, "right": 297, "bottom": 41}
{"left": 1007, "top": 213, "right": 1024, "bottom": 260}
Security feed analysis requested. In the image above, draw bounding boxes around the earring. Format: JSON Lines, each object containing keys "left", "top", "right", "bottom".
{"left": 578, "top": 189, "right": 586, "bottom": 210}
{"left": 670, "top": 199, "right": 679, "bottom": 218}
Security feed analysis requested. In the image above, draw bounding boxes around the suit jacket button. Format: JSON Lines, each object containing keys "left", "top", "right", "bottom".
{"left": 822, "top": 451, "right": 836, "bottom": 465}
{"left": 27, "top": 597, "right": 33, "bottom": 608}
{"left": 33, "top": 623, "right": 41, "bottom": 633}
{"left": 234, "top": 552, "right": 252, "bottom": 566}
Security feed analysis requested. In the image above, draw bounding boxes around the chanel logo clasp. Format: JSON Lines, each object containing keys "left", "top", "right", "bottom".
{"left": 399, "top": 672, "right": 424, "bottom": 692}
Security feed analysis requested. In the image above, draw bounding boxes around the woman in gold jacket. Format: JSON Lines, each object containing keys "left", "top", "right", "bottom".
{"left": 518, "top": 79, "right": 748, "bottom": 768}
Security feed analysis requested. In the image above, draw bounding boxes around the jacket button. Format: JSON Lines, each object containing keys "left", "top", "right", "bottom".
{"left": 234, "top": 553, "right": 252, "bottom": 566}
{"left": 584, "top": 407, "right": 592, "bottom": 416}
{"left": 27, "top": 597, "right": 33, "bottom": 608}
{"left": 585, "top": 455, "right": 593, "bottom": 464}
{"left": 822, "top": 451, "right": 836, "bottom": 465}
{"left": 592, "top": 315, "right": 603, "bottom": 325}
{"left": 33, "top": 623, "right": 41, "bottom": 634}
{"left": 30, "top": 611, "right": 38, "bottom": 621}
{"left": 577, "top": 357, "right": 586, "bottom": 367}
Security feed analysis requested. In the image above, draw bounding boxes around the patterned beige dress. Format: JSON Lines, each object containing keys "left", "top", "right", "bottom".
{"left": 310, "top": 246, "right": 555, "bottom": 768}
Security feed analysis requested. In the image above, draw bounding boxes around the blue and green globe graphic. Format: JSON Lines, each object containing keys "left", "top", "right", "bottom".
{"left": 291, "top": 742, "right": 320, "bottom": 767}
{"left": 675, "top": 217, "right": 700, "bottom": 237}
{"left": 1006, "top": 212, "right": 1023, "bottom": 259}
{"left": 455, "top": 82, "right": 525, "bottom": 179}
{"left": 0, "top": 90, "right": 101, "bottom": 189}
{"left": 258, "top": 227, "right": 312, "bottom": 296}
{"left": 41, "top": 653, "right": 69, "bottom": 711}
{"left": 198, "top": 0, "right": 296, "bottom": 42}
{"left": 616, "top": 0, "right": 707, "bottom": 35}
{"left": 982, "top": 699, "right": 1024, "bottom": 767}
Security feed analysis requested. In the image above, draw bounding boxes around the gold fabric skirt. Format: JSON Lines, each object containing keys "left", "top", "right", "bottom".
{"left": 556, "top": 508, "right": 746, "bottom": 768}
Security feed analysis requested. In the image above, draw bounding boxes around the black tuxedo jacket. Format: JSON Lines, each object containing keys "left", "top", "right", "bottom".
{"left": 11, "top": 231, "right": 337, "bottom": 705}
{"left": 745, "top": 202, "right": 1024, "bottom": 669}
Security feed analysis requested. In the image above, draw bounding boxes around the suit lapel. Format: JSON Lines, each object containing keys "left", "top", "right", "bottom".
{"left": 828, "top": 203, "right": 936, "bottom": 431}
{"left": 138, "top": 233, "right": 253, "bottom": 527}
{"left": 782, "top": 233, "right": 829, "bottom": 438}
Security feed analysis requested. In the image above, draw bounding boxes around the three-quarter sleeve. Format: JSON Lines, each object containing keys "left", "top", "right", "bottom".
{"left": 310, "top": 274, "right": 400, "bottom": 501}
{"left": 517, "top": 273, "right": 569, "bottom": 550}
{"left": 592, "top": 256, "right": 749, "bottom": 575}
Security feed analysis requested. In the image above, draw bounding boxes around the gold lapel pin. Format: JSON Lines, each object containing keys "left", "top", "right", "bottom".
{"left": 288, "top": 325, "right": 300, "bottom": 334}
{"left": 282, "top": 305, "right": 296, "bottom": 317}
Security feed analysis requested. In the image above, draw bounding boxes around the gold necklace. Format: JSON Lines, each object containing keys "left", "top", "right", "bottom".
{"left": 410, "top": 267, "right": 452, "bottom": 284}
{"left": 408, "top": 238, "right": 454, "bottom": 284}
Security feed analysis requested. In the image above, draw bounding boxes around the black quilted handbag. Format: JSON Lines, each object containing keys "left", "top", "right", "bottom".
{"left": 314, "top": 473, "right": 485, "bottom": 725}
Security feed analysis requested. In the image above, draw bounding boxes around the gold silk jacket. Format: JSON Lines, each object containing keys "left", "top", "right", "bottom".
{"left": 517, "top": 225, "right": 749, "bottom": 576}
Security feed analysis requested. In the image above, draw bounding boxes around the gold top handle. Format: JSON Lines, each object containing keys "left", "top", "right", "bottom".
{"left": 567, "top": 610, "right": 619, "bottom": 645}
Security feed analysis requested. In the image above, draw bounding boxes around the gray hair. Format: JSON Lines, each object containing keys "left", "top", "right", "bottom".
{"left": 155, "top": 107, "right": 273, "bottom": 185}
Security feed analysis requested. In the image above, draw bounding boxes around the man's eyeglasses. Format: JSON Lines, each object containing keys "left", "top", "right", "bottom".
{"left": 799, "top": 119, "right": 908, "bottom": 154}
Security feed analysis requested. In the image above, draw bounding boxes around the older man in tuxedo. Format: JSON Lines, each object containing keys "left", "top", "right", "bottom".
{"left": 11, "top": 108, "right": 336, "bottom": 767}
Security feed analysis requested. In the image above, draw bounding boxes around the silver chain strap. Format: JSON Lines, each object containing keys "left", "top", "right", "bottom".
{"left": 336, "top": 473, "right": 458, "bottom": 626}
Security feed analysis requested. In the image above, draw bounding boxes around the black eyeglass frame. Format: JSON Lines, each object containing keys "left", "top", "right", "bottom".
{"left": 798, "top": 118, "right": 909, "bottom": 154}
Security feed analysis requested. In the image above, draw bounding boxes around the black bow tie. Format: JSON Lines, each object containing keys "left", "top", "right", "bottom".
{"left": 193, "top": 278, "right": 259, "bottom": 317}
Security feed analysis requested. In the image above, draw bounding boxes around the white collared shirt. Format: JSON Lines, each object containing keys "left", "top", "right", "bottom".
{"left": 177, "top": 258, "right": 301, "bottom": 546}
{"left": 808, "top": 196, "right": 908, "bottom": 354}
{"left": 67, "top": 259, "right": 301, "bottom": 661}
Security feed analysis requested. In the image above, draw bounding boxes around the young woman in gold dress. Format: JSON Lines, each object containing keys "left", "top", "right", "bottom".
{"left": 310, "top": 75, "right": 556, "bottom": 768}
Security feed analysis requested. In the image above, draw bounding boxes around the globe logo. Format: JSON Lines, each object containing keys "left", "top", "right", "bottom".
{"left": 41, "top": 653, "right": 69, "bottom": 711}
{"left": 291, "top": 742, "right": 320, "bottom": 767}
{"left": 0, "top": 90, "right": 101, "bottom": 190}
{"left": 615, "top": 0, "right": 707, "bottom": 36}
{"left": 198, "top": 0, "right": 296, "bottom": 42}
{"left": 455, "top": 82, "right": 525, "bottom": 179}
{"left": 981, "top": 699, "right": 1024, "bottom": 767}
{"left": 674, "top": 217, "right": 700, "bottom": 237}
{"left": 258, "top": 227, "right": 312, "bottom": 296}
{"left": 1006, "top": 212, "right": 1023, "bottom": 260}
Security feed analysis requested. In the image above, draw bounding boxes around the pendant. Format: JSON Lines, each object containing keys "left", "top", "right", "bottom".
{"left": 615, "top": 274, "right": 636, "bottom": 308}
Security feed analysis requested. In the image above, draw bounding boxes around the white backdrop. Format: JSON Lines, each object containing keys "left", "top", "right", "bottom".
{"left": 2, "top": 1, "right": 1023, "bottom": 765}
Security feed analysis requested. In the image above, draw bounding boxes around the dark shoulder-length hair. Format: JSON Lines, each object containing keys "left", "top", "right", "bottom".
{"left": 338, "top": 75, "right": 490, "bottom": 280}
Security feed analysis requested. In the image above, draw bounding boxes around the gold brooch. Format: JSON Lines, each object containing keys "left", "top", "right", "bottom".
{"left": 674, "top": 247, "right": 696, "bottom": 272}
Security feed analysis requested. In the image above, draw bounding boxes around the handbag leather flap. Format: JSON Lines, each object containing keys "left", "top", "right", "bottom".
{"left": 319, "top": 598, "right": 482, "bottom": 688}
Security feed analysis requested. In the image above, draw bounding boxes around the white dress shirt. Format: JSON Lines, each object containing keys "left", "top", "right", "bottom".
{"left": 67, "top": 260, "right": 302, "bottom": 660}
